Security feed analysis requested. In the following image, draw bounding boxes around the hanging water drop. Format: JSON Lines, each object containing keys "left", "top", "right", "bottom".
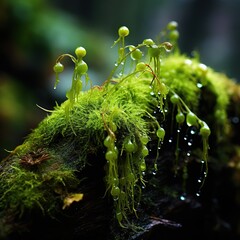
{"left": 184, "top": 135, "right": 188, "bottom": 141}
{"left": 180, "top": 195, "right": 186, "bottom": 201}
{"left": 190, "top": 127, "right": 197, "bottom": 135}
{"left": 186, "top": 151, "right": 191, "bottom": 157}
{"left": 196, "top": 191, "right": 201, "bottom": 197}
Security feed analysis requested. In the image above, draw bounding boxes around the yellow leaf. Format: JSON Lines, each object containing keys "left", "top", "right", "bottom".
{"left": 62, "top": 193, "right": 84, "bottom": 210}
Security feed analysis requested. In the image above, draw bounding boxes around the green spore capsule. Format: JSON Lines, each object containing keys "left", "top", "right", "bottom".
{"left": 176, "top": 112, "right": 185, "bottom": 124}
{"left": 140, "top": 135, "right": 149, "bottom": 145}
{"left": 200, "top": 122, "right": 211, "bottom": 138}
{"left": 131, "top": 48, "right": 143, "bottom": 61}
{"left": 105, "top": 150, "right": 118, "bottom": 161}
{"left": 142, "top": 146, "right": 149, "bottom": 157}
{"left": 75, "top": 46, "right": 87, "bottom": 58}
{"left": 136, "top": 62, "right": 147, "bottom": 71}
{"left": 148, "top": 45, "right": 161, "bottom": 58}
{"left": 186, "top": 111, "right": 198, "bottom": 126}
{"left": 143, "top": 38, "right": 154, "bottom": 46}
{"left": 156, "top": 127, "right": 165, "bottom": 140}
{"left": 169, "top": 30, "right": 179, "bottom": 41}
{"left": 124, "top": 139, "right": 135, "bottom": 153}
{"left": 118, "top": 26, "right": 129, "bottom": 37}
{"left": 76, "top": 60, "right": 88, "bottom": 75}
{"left": 170, "top": 94, "right": 180, "bottom": 104}
{"left": 167, "top": 21, "right": 178, "bottom": 30}
{"left": 53, "top": 62, "right": 64, "bottom": 73}
{"left": 140, "top": 159, "right": 146, "bottom": 172}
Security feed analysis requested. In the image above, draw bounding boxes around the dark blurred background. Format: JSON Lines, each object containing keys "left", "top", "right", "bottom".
{"left": 1, "top": 0, "right": 240, "bottom": 159}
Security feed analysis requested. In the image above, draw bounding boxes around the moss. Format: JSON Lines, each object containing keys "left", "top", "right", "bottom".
{"left": 0, "top": 162, "right": 44, "bottom": 216}
{"left": 1, "top": 23, "right": 239, "bottom": 234}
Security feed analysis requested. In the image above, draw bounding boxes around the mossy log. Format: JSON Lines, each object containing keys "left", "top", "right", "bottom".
{"left": 0, "top": 24, "right": 240, "bottom": 240}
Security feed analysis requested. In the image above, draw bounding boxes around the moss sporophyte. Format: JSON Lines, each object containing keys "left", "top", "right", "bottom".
{"left": 2, "top": 22, "right": 235, "bottom": 231}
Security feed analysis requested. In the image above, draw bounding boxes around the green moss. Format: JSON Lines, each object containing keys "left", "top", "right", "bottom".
{"left": 0, "top": 162, "right": 44, "bottom": 216}
{"left": 1, "top": 23, "right": 236, "bottom": 230}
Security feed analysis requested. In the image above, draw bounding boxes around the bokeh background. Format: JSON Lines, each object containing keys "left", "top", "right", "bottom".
{"left": 1, "top": 0, "right": 240, "bottom": 159}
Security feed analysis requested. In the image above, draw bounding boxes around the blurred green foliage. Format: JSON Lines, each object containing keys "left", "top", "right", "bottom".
{"left": 0, "top": 0, "right": 240, "bottom": 159}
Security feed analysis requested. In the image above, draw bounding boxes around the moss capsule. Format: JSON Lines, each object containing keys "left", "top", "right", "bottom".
{"left": 176, "top": 112, "right": 185, "bottom": 124}
{"left": 170, "top": 94, "right": 180, "bottom": 104}
{"left": 76, "top": 61, "right": 88, "bottom": 75}
{"left": 200, "top": 122, "right": 211, "bottom": 138}
{"left": 124, "top": 139, "right": 135, "bottom": 153}
{"left": 118, "top": 26, "right": 129, "bottom": 37}
{"left": 131, "top": 49, "right": 143, "bottom": 61}
{"left": 156, "top": 127, "right": 165, "bottom": 140}
{"left": 75, "top": 46, "right": 86, "bottom": 58}
{"left": 167, "top": 21, "right": 178, "bottom": 30}
{"left": 105, "top": 150, "right": 118, "bottom": 161}
{"left": 53, "top": 62, "right": 64, "bottom": 73}
{"left": 142, "top": 146, "right": 149, "bottom": 157}
{"left": 186, "top": 111, "right": 198, "bottom": 126}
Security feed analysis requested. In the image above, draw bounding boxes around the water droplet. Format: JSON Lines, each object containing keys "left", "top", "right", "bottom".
{"left": 184, "top": 59, "right": 192, "bottom": 66}
{"left": 197, "top": 83, "right": 203, "bottom": 88}
{"left": 150, "top": 91, "right": 155, "bottom": 96}
{"left": 198, "top": 179, "right": 202, "bottom": 183}
{"left": 180, "top": 195, "right": 186, "bottom": 201}
{"left": 114, "top": 63, "right": 118, "bottom": 66}
{"left": 152, "top": 170, "right": 157, "bottom": 175}
{"left": 232, "top": 117, "right": 239, "bottom": 124}
{"left": 196, "top": 191, "right": 201, "bottom": 197}
{"left": 168, "top": 138, "right": 173, "bottom": 143}
{"left": 190, "top": 127, "right": 197, "bottom": 135}
{"left": 198, "top": 63, "right": 208, "bottom": 73}
{"left": 187, "top": 141, "right": 192, "bottom": 146}
{"left": 186, "top": 151, "right": 191, "bottom": 157}
{"left": 177, "top": 129, "right": 181, "bottom": 133}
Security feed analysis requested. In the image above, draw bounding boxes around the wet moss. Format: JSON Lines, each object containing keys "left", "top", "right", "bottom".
{"left": 0, "top": 23, "right": 239, "bottom": 238}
